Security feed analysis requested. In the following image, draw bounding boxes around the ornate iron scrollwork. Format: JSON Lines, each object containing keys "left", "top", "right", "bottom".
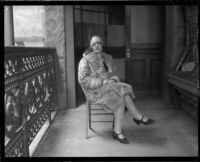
{"left": 5, "top": 89, "right": 21, "bottom": 138}
{"left": 5, "top": 47, "right": 58, "bottom": 157}
{"left": 25, "top": 81, "right": 37, "bottom": 117}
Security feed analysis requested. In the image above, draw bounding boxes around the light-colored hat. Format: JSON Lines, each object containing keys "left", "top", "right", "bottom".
{"left": 90, "top": 36, "right": 103, "bottom": 47}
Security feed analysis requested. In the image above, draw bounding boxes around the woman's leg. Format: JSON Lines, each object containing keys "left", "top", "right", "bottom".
{"left": 124, "top": 95, "right": 149, "bottom": 121}
{"left": 114, "top": 105, "right": 125, "bottom": 137}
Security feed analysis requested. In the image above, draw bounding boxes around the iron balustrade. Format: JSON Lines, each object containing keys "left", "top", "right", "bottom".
{"left": 4, "top": 47, "right": 58, "bottom": 157}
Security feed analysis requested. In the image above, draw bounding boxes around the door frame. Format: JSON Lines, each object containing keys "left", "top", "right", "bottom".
{"left": 125, "top": 5, "right": 131, "bottom": 84}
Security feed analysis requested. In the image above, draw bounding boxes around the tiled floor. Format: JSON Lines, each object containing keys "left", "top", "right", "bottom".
{"left": 33, "top": 97, "right": 198, "bottom": 157}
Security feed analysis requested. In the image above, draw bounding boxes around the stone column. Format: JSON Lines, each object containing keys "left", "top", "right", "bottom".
{"left": 44, "top": 6, "right": 67, "bottom": 109}
{"left": 64, "top": 6, "right": 76, "bottom": 108}
{"left": 161, "top": 6, "right": 175, "bottom": 105}
{"left": 4, "top": 6, "right": 15, "bottom": 46}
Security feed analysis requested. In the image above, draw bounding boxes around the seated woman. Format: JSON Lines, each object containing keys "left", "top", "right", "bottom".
{"left": 78, "top": 35, "right": 155, "bottom": 144}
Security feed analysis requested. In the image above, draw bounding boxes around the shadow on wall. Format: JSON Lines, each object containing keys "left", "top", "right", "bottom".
{"left": 54, "top": 52, "right": 67, "bottom": 109}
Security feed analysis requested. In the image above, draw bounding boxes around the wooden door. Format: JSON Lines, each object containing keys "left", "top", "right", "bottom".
{"left": 125, "top": 6, "right": 162, "bottom": 94}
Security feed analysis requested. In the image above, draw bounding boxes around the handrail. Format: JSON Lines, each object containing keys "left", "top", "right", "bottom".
{"left": 4, "top": 46, "right": 58, "bottom": 157}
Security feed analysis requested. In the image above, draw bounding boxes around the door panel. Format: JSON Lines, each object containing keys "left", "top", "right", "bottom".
{"left": 126, "top": 44, "right": 161, "bottom": 91}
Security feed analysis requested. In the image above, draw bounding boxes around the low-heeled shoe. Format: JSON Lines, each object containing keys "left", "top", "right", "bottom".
{"left": 113, "top": 131, "right": 129, "bottom": 144}
{"left": 133, "top": 115, "right": 155, "bottom": 125}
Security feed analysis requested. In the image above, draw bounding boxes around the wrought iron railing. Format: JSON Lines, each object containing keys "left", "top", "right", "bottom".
{"left": 4, "top": 47, "right": 58, "bottom": 157}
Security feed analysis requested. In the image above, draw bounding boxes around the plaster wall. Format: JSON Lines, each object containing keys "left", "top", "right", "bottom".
{"left": 44, "top": 6, "right": 67, "bottom": 109}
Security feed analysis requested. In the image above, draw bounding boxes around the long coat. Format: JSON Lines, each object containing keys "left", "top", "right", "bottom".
{"left": 78, "top": 51, "right": 135, "bottom": 112}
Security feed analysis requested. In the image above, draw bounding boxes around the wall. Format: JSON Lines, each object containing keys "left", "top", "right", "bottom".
{"left": 131, "top": 6, "right": 162, "bottom": 44}
{"left": 44, "top": 6, "right": 67, "bottom": 109}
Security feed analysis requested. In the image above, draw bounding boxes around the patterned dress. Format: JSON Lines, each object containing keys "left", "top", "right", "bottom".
{"left": 78, "top": 51, "right": 135, "bottom": 112}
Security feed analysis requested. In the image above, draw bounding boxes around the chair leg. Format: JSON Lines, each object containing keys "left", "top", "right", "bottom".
{"left": 89, "top": 101, "right": 92, "bottom": 130}
{"left": 85, "top": 102, "right": 89, "bottom": 139}
{"left": 112, "top": 115, "right": 115, "bottom": 129}
{"left": 86, "top": 100, "right": 115, "bottom": 138}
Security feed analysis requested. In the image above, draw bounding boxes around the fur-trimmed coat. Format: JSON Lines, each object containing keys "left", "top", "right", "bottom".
{"left": 78, "top": 51, "right": 135, "bottom": 112}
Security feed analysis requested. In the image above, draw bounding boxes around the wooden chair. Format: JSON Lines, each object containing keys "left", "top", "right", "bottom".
{"left": 85, "top": 100, "right": 115, "bottom": 139}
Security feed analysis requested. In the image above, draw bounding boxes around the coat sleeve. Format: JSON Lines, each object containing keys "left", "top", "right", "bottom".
{"left": 104, "top": 54, "right": 120, "bottom": 82}
{"left": 78, "top": 58, "right": 103, "bottom": 89}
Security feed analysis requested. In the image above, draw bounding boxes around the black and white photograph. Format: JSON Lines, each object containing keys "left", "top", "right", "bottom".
{"left": 3, "top": 2, "right": 199, "bottom": 158}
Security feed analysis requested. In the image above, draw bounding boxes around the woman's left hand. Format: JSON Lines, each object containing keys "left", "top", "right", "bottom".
{"left": 103, "top": 79, "right": 115, "bottom": 84}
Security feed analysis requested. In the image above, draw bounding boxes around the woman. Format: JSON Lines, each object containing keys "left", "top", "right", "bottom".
{"left": 78, "top": 35, "right": 155, "bottom": 144}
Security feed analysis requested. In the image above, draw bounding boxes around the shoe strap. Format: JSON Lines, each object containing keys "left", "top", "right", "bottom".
{"left": 116, "top": 132, "right": 126, "bottom": 139}
{"left": 113, "top": 131, "right": 124, "bottom": 135}
{"left": 141, "top": 115, "right": 144, "bottom": 121}
{"left": 117, "top": 132, "right": 124, "bottom": 136}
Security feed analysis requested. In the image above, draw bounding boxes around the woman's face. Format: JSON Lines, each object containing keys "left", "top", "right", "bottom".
{"left": 91, "top": 41, "right": 102, "bottom": 53}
